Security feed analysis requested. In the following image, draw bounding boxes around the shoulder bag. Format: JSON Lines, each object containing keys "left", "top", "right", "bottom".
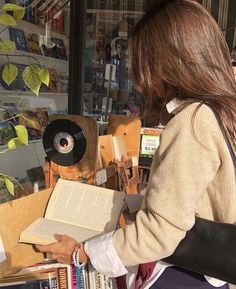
{"left": 163, "top": 106, "right": 236, "bottom": 284}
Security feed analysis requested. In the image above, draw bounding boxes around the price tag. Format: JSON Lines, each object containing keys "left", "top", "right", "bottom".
{"left": 141, "top": 135, "right": 160, "bottom": 155}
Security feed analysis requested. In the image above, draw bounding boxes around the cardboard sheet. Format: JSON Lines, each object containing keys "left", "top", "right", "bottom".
{"left": 0, "top": 188, "right": 52, "bottom": 278}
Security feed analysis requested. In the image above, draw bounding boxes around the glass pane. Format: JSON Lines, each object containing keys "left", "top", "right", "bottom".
{"left": 0, "top": 0, "right": 70, "bottom": 201}
{"left": 84, "top": 0, "right": 147, "bottom": 121}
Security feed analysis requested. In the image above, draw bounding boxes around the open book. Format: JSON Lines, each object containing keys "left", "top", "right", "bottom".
{"left": 19, "top": 179, "right": 125, "bottom": 245}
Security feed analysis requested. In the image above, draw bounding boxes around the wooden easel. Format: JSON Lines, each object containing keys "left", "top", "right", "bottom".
{"left": 97, "top": 115, "right": 142, "bottom": 227}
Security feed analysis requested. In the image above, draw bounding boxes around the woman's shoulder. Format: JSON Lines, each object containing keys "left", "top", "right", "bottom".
{"left": 166, "top": 102, "right": 218, "bottom": 132}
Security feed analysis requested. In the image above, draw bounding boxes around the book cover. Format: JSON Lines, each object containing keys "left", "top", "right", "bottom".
{"left": 58, "top": 72, "right": 69, "bottom": 93}
{"left": 0, "top": 64, "right": 29, "bottom": 92}
{"left": 13, "top": 261, "right": 72, "bottom": 289}
{"left": 19, "top": 179, "right": 125, "bottom": 245}
{"left": 51, "top": 37, "right": 68, "bottom": 60}
{"left": 48, "top": 68, "right": 61, "bottom": 93}
{"left": 18, "top": 0, "right": 33, "bottom": 22}
{"left": 9, "top": 27, "right": 29, "bottom": 53}
{"left": 25, "top": 32, "right": 42, "bottom": 55}
{"left": 19, "top": 108, "right": 49, "bottom": 140}
{"left": 41, "top": 44, "right": 59, "bottom": 59}
{"left": 0, "top": 271, "right": 57, "bottom": 288}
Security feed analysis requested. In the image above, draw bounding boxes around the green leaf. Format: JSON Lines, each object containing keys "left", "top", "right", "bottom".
{"left": 0, "top": 14, "right": 17, "bottom": 26}
{"left": 7, "top": 137, "right": 21, "bottom": 150}
{"left": 13, "top": 9, "right": 25, "bottom": 20}
{"left": 2, "top": 3, "right": 25, "bottom": 11}
{"left": 2, "top": 4, "right": 25, "bottom": 20}
{"left": 0, "top": 39, "right": 15, "bottom": 53}
{"left": 4, "top": 177, "right": 14, "bottom": 196}
{"left": 2, "top": 63, "right": 18, "bottom": 86}
{"left": 14, "top": 125, "right": 28, "bottom": 145}
{"left": 38, "top": 67, "right": 50, "bottom": 86}
{"left": 22, "top": 65, "right": 41, "bottom": 96}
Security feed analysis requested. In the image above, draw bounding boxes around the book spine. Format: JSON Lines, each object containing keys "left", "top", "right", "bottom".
{"left": 88, "top": 262, "right": 96, "bottom": 289}
{"left": 57, "top": 267, "right": 69, "bottom": 289}
{"left": 71, "top": 264, "right": 77, "bottom": 289}
{"left": 82, "top": 264, "right": 89, "bottom": 289}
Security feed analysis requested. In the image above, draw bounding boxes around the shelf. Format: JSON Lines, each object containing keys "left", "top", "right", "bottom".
{"left": 0, "top": 90, "right": 68, "bottom": 97}
{"left": 13, "top": 50, "right": 68, "bottom": 65}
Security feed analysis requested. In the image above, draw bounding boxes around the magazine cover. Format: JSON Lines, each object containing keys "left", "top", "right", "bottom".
{"left": 51, "top": 37, "right": 68, "bottom": 60}
{"left": 9, "top": 27, "right": 29, "bottom": 52}
{"left": 25, "top": 32, "right": 42, "bottom": 55}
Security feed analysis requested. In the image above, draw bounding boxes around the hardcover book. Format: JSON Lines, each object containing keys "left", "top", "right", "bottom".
{"left": 9, "top": 27, "right": 29, "bottom": 52}
{"left": 19, "top": 179, "right": 125, "bottom": 245}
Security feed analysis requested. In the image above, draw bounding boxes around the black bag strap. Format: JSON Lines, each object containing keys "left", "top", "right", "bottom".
{"left": 208, "top": 105, "right": 236, "bottom": 168}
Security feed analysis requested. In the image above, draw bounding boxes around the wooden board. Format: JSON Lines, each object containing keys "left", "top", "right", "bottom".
{"left": 98, "top": 134, "right": 115, "bottom": 167}
{"left": 46, "top": 115, "right": 99, "bottom": 186}
{"left": 107, "top": 115, "right": 141, "bottom": 158}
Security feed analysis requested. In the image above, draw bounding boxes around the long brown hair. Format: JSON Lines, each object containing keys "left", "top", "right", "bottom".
{"left": 130, "top": 0, "right": 236, "bottom": 143}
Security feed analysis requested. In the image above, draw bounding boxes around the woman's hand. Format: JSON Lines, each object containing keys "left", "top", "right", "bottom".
{"left": 35, "top": 234, "right": 79, "bottom": 264}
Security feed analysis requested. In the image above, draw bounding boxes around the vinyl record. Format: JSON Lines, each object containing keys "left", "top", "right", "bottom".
{"left": 43, "top": 119, "right": 86, "bottom": 166}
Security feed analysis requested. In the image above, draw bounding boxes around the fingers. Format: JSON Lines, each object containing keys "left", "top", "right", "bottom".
{"left": 54, "top": 234, "right": 64, "bottom": 241}
{"left": 35, "top": 243, "right": 53, "bottom": 253}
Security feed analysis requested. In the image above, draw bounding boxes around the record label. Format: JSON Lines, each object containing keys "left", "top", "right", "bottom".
{"left": 43, "top": 119, "right": 86, "bottom": 166}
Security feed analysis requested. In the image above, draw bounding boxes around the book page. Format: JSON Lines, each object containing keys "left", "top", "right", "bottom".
{"left": 45, "top": 179, "right": 125, "bottom": 232}
{"left": 19, "top": 218, "right": 102, "bottom": 245}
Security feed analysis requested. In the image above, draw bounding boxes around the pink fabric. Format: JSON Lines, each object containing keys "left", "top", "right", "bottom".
{"left": 135, "top": 262, "right": 157, "bottom": 289}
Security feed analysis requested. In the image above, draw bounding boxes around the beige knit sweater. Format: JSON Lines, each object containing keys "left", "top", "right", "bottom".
{"left": 112, "top": 103, "right": 236, "bottom": 267}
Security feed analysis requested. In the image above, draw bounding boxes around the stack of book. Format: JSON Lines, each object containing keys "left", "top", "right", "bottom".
{"left": 0, "top": 261, "right": 118, "bottom": 289}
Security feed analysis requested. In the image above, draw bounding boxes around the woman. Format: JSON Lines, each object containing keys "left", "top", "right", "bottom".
{"left": 36, "top": 1, "right": 236, "bottom": 288}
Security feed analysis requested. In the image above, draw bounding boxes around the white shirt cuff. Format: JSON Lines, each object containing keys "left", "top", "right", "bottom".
{"left": 84, "top": 232, "right": 128, "bottom": 278}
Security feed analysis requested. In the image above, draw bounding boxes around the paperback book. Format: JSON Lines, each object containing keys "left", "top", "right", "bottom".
{"left": 19, "top": 179, "right": 125, "bottom": 245}
{"left": 0, "top": 271, "right": 57, "bottom": 288}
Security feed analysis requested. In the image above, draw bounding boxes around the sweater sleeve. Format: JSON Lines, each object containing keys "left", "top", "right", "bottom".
{"left": 112, "top": 104, "right": 222, "bottom": 267}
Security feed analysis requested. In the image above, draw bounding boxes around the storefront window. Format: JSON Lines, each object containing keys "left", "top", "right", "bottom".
{"left": 83, "top": 0, "right": 236, "bottom": 121}
{"left": 0, "top": 0, "right": 70, "bottom": 200}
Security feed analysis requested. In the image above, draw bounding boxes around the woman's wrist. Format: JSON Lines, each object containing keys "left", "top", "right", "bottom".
{"left": 72, "top": 243, "right": 89, "bottom": 267}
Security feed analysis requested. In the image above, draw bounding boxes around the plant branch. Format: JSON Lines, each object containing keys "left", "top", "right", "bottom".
{"left": 0, "top": 113, "right": 21, "bottom": 124}
{"left": 0, "top": 25, "right": 9, "bottom": 34}
{"left": 0, "top": 53, "right": 42, "bottom": 65}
